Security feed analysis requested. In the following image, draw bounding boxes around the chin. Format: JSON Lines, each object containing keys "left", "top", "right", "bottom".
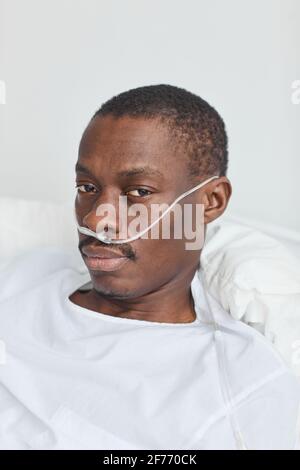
{"left": 90, "top": 274, "right": 136, "bottom": 299}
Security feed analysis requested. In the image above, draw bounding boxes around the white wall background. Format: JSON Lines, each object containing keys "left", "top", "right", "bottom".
{"left": 0, "top": 0, "right": 299, "bottom": 231}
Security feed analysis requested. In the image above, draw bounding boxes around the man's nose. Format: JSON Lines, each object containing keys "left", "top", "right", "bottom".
{"left": 81, "top": 189, "right": 126, "bottom": 236}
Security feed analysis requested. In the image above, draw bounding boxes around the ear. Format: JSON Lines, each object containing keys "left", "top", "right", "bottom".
{"left": 200, "top": 176, "right": 232, "bottom": 224}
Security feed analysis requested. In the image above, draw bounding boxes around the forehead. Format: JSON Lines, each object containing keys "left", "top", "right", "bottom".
{"left": 78, "top": 115, "right": 187, "bottom": 179}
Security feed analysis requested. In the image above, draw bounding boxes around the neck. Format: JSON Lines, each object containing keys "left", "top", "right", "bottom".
{"left": 77, "top": 271, "right": 198, "bottom": 324}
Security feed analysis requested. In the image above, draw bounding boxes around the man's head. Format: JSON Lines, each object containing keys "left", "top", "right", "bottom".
{"left": 75, "top": 84, "right": 231, "bottom": 299}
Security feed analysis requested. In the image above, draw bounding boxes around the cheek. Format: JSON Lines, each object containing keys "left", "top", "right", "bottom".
{"left": 75, "top": 194, "right": 96, "bottom": 217}
{"left": 132, "top": 238, "right": 200, "bottom": 280}
{"left": 88, "top": 238, "right": 201, "bottom": 298}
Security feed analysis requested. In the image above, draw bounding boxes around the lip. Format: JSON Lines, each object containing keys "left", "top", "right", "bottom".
{"left": 81, "top": 244, "right": 130, "bottom": 272}
{"left": 81, "top": 245, "right": 126, "bottom": 259}
{"left": 83, "top": 254, "right": 130, "bottom": 272}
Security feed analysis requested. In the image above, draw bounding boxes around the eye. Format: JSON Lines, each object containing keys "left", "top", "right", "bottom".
{"left": 126, "top": 188, "right": 153, "bottom": 198}
{"left": 76, "top": 184, "right": 97, "bottom": 194}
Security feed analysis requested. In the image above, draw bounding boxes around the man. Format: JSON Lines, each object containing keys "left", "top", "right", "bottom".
{"left": 0, "top": 84, "right": 300, "bottom": 450}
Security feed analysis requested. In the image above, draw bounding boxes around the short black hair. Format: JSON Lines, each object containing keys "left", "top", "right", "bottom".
{"left": 93, "top": 84, "right": 228, "bottom": 178}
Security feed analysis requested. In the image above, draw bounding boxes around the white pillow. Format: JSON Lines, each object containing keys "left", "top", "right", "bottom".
{"left": 203, "top": 221, "right": 300, "bottom": 376}
{"left": 0, "top": 197, "right": 76, "bottom": 259}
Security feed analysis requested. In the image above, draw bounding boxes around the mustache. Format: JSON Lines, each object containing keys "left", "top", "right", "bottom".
{"left": 78, "top": 236, "right": 136, "bottom": 260}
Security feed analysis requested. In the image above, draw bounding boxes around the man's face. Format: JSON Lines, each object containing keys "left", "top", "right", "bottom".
{"left": 75, "top": 114, "right": 208, "bottom": 299}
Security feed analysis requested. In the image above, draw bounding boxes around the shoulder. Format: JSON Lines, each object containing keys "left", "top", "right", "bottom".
{"left": 0, "top": 248, "right": 88, "bottom": 341}
{"left": 218, "top": 311, "right": 300, "bottom": 449}
{"left": 234, "top": 365, "right": 300, "bottom": 449}
{"left": 0, "top": 247, "right": 86, "bottom": 303}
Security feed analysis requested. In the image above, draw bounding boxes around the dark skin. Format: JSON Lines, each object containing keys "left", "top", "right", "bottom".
{"left": 69, "top": 114, "right": 232, "bottom": 323}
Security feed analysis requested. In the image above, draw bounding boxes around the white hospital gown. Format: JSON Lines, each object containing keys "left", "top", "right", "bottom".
{"left": 0, "top": 248, "right": 299, "bottom": 450}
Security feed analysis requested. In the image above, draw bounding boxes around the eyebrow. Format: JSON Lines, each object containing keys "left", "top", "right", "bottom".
{"left": 75, "top": 162, "right": 94, "bottom": 176}
{"left": 117, "top": 167, "right": 164, "bottom": 178}
{"left": 75, "top": 163, "right": 164, "bottom": 179}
